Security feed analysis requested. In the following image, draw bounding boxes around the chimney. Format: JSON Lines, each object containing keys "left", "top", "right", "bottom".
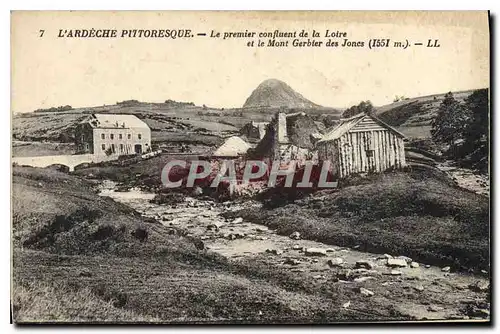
{"left": 277, "top": 112, "right": 288, "bottom": 144}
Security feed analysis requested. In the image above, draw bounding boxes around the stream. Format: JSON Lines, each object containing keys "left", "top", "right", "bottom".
{"left": 99, "top": 180, "right": 490, "bottom": 321}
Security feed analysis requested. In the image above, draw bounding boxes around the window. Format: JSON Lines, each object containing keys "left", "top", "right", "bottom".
{"left": 101, "top": 134, "right": 105, "bottom": 140}
{"left": 101, "top": 144, "right": 106, "bottom": 151}
{"left": 110, "top": 134, "right": 114, "bottom": 140}
{"left": 111, "top": 144, "right": 116, "bottom": 153}
{"left": 127, "top": 134, "right": 131, "bottom": 139}
{"left": 120, "top": 144, "right": 124, "bottom": 152}
{"left": 138, "top": 134, "right": 142, "bottom": 140}
{"left": 119, "top": 134, "right": 123, "bottom": 140}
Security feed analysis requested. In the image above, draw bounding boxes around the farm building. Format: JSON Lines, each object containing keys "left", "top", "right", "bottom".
{"left": 212, "top": 136, "right": 252, "bottom": 158}
{"left": 75, "top": 114, "right": 151, "bottom": 156}
{"left": 249, "top": 111, "right": 323, "bottom": 164}
{"left": 317, "top": 112, "right": 406, "bottom": 178}
{"left": 239, "top": 121, "right": 269, "bottom": 142}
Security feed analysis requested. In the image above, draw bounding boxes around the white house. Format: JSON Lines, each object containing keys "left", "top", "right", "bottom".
{"left": 75, "top": 114, "right": 151, "bottom": 156}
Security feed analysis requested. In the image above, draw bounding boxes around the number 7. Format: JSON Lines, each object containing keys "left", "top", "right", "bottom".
{"left": 39, "top": 30, "right": 45, "bottom": 37}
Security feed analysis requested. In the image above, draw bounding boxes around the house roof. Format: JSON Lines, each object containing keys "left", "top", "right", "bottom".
{"left": 318, "top": 113, "right": 406, "bottom": 143}
{"left": 88, "top": 114, "right": 150, "bottom": 130}
{"left": 213, "top": 136, "right": 251, "bottom": 157}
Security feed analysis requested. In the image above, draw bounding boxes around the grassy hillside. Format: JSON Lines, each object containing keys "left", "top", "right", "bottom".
{"left": 228, "top": 169, "right": 489, "bottom": 272}
{"left": 13, "top": 166, "right": 400, "bottom": 323}
{"left": 376, "top": 90, "right": 476, "bottom": 139}
{"left": 12, "top": 100, "right": 341, "bottom": 156}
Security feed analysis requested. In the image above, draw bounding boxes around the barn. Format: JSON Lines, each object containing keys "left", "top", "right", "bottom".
{"left": 316, "top": 112, "right": 406, "bottom": 178}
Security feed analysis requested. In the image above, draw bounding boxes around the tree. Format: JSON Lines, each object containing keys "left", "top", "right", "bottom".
{"left": 463, "top": 89, "right": 489, "bottom": 144}
{"left": 459, "top": 89, "right": 489, "bottom": 171}
{"left": 431, "top": 92, "right": 469, "bottom": 146}
{"left": 342, "top": 100, "right": 375, "bottom": 118}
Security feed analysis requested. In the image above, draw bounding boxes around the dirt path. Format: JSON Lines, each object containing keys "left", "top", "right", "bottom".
{"left": 99, "top": 182, "right": 490, "bottom": 322}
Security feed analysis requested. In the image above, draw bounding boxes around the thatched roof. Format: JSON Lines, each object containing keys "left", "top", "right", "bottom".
{"left": 213, "top": 136, "right": 251, "bottom": 157}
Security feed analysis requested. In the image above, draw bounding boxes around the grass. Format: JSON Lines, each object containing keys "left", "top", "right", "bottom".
{"left": 12, "top": 280, "right": 159, "bottom": 323}
{"left": 12, "top": 141, "right": 76, "bottom": 157}
{"left": 13, "top": 166, "right": 401, "bottom": 323}
{"left": 229, "top": 169, "right": 489, "bottom": 272}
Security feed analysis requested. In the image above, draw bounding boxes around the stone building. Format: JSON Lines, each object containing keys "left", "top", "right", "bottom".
{"left": 239, "top": 121, "right": 269, "bottom": 142}
{"left": 249, "top": 111, "right": 322, "bottom": 164}
{"left": 75, "top": 114, "right": 151, "bottom": 156}
{"left": 316, "top": 112, "right": 406, "bottom": 179}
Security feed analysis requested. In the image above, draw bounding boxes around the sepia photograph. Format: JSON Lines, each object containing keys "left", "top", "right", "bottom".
{"left": 10, "top": 10, "right": 490, "bottom": 324}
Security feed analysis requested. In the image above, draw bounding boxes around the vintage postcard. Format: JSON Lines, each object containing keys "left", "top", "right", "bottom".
{"left": 11, "top": 11, "right": 490, "bottom": 324}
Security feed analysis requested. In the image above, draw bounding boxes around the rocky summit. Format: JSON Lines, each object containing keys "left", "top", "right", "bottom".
{"left": 243, "top": 78, "right": 321, "bottom": 108}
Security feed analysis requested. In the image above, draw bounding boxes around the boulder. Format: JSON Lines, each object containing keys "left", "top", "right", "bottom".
{"left": 353, "top": 276, "right": 375, "bottom": 283}
{"left": 232, "top": 217, "right": 243, "bottom": 224}
{"left": 327, "top": 258, "right": 344, "bottom": 267}
{"left": 410, "top": 262, "right": 420, "bottom": 268}
{"left": 206, "top": 223, "right": 220, "bottom": 231}
{"left": 387, "top": 258, "right": 408, "bottom": 268}
{"left": 284, "top": 258, "right": 300, "bottom": 266}
{"left": 266, "top": 249, "right": 283, "bottom": 255}
{"left": 336, "top": 269, "right": 352, "bottom": 281}
{"left": 356, "top": 287, "right": 374, "bottom": 297}
{"left": 441, "top": 266, "right": 451, "bottom": 272}
{"left": 289, "top": 231, "right": 301, "bottom": 240}
{"left": 413, "top": 284, "right": 425, "bottom": 292}
{"left": 304, "top": 248, "right": 327, "bottom": 256}
{"left": 396, "top": 256, "right": 413, "bottom": 264}
{"left": 389, "top": 270, "right": 402, "bottom": 276}
{"left": 292, "top": 245, "right": 302, "bottom": 250}
{"left": 355, "top": 260, "right": 374, "bottom": 270}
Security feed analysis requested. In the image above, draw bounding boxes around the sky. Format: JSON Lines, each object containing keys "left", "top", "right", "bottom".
{"left": 11, "top": 11, "right": 489, "bottom": 113}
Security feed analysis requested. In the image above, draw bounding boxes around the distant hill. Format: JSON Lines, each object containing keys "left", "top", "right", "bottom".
{"left": 243, "top": 79, "right": 321, "bottom": 109}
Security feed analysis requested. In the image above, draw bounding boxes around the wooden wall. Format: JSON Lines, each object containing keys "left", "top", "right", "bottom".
{"left": 318, "top": 129, "right": 406, "bottom": 179}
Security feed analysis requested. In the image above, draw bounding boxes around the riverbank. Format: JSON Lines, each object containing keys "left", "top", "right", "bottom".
{"left": 101, "top": 182, "right": 490, "bottom": 321}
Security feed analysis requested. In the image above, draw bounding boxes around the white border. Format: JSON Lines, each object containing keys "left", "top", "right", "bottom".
{"left": 2, "top": 1, "right": 497, "bottom": 334}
